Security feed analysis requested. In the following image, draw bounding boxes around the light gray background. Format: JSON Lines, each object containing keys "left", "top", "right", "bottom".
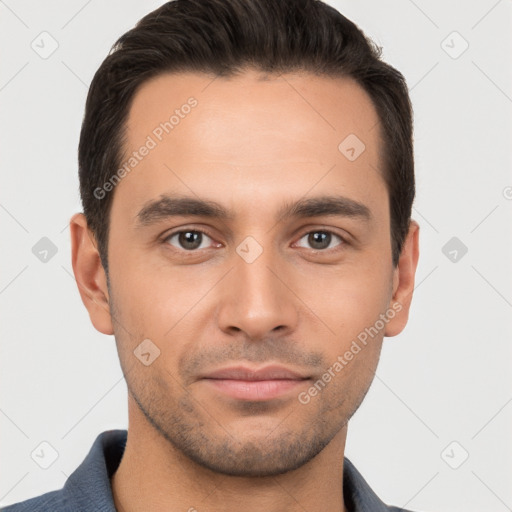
{"left": 1, "top": 1, "right": 511, "bottom": 511}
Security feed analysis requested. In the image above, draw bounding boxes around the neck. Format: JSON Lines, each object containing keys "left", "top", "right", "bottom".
{"left": 111, "top": 401, "right": 349, "bottom": 512}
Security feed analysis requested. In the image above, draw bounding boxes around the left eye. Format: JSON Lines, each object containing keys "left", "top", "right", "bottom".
{"left": 165, "top": 230, "right": 215, "bottom": 251}
{"left": 295, "top": 230, "right": 344, "bottom": 251}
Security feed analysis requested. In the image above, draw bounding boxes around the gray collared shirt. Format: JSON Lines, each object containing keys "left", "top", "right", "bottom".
{"left": 2, "top": 429, "right": 415, "bottom": 512}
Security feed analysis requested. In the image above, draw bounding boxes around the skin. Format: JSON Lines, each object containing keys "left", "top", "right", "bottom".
{"left": 70, "top": 69, "right": 419, "bottom": 512}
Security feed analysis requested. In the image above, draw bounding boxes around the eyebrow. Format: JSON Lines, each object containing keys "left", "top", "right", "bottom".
{"left": 135, "top": 193, "right": 372, "bottom": 227}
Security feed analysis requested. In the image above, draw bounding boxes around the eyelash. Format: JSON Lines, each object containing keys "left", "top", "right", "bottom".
{"left": 162, "top": 227, "right": 348, "bottom": 253}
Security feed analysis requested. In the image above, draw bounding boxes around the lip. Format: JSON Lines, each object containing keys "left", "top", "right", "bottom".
{"left": 199, "top": 365, "right": 310, "bottom": 401}
{"left": 200, "top": 365, "right": 309, "bottom": 381}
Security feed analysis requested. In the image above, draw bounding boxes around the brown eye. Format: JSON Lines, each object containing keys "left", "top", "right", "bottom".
{"left": 296, "top": 231, "right": 343, "bottom": 251}
{"left": 165, "top": 230, "right": 212, "bottom": 250}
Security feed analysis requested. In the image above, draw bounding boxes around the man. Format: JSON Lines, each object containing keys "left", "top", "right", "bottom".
{"left": 3, "top": 0, "right": 420, "bottom": 510}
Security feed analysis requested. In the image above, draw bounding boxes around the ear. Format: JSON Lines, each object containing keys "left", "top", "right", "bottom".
{"left": 384, "top": 220, "right": 420, "bottom": 337}
{"left": 70, "top": 213, "right": 114, "bottom": 335}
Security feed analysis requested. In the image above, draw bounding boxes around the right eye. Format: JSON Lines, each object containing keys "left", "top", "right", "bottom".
{"left": 163, "top": 229, "right": 220, "bottom": 251}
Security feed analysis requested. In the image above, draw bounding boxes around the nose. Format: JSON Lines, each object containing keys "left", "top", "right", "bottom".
{"left": 216, "top": 243, "right": 299, "bottom": 340}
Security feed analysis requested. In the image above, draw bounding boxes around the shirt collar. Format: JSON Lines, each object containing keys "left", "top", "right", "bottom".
{"left": 62, "top": 429, "right": 397, "bottom": 512}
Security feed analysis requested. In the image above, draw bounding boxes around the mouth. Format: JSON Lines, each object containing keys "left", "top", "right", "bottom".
{"left": 199, "top": 365, "right": 311, "bottom": 401}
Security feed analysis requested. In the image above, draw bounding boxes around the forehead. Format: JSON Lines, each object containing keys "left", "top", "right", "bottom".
{"left": 115, "top": 69, "right": 386, "bottom": 221}
{"left": 125, "top": 69, "right": 381, "bottom": 158}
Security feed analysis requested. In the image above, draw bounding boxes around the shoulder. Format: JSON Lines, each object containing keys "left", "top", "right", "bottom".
{"left": 2, "top": 429, "right": 126, "bottom": 512}
{"left": 343, "top": 456, "right": 420, "bottom": 512}
{"left": 1, "top": 489, "right": 71, "bottom": 512}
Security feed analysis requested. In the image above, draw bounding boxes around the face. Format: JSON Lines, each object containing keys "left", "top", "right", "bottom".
{"left": 74, "top": 69, "right": 415, "bottom": 477}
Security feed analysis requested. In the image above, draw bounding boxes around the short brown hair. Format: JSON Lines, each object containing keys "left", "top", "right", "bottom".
{"left": 79, "top": 0, "right": 415, "bottom": 274}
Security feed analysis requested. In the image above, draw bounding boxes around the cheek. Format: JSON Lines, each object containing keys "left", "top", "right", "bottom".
{"left": 297, "top": 259, "right": 393, "bottom": 341}
{"left": 309, "top": 270, "right": 390, "bottom": 406}
{"left": 109, "top": 252, "right": 218, "bottom": 346}
{"left": 107, "top": 252, "right": 160, "bottom": 346}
